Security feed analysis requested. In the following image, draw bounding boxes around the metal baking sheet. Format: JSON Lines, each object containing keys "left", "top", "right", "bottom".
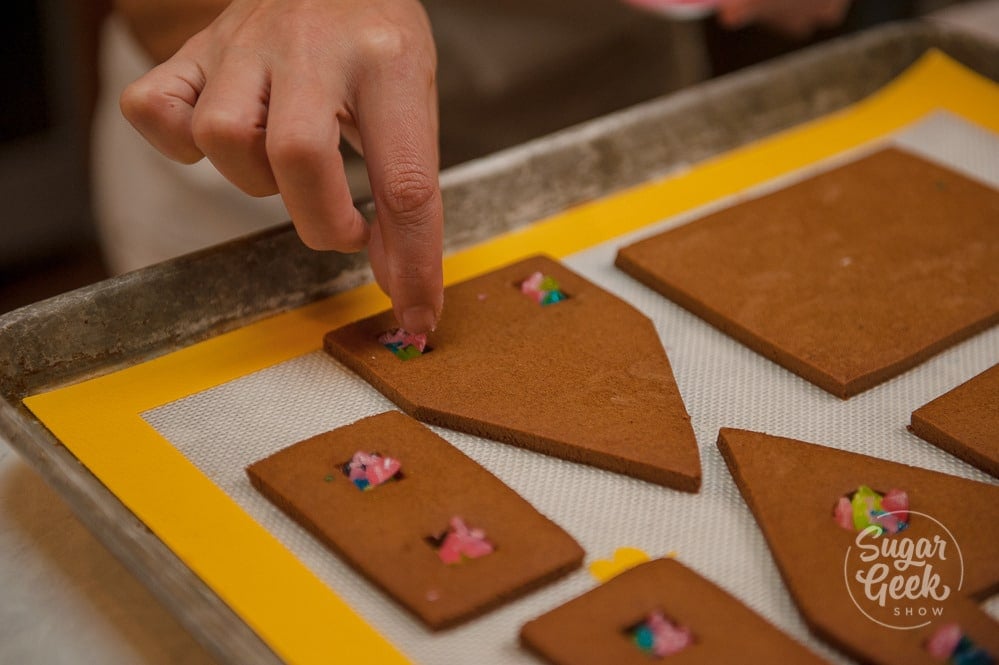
{"left": 2, "top": 22, "right": 998, "bottom": 665}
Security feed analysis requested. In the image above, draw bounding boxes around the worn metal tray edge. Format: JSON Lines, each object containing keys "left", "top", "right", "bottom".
{"left": 1, "top": 21, "right": 997, "bottom": 665}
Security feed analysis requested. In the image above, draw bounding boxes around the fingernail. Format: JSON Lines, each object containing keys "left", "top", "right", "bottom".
{"left": 402, "top": 305, "right": 437, "bottom": 334}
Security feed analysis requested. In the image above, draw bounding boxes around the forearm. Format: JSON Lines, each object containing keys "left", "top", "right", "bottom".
{"left": 113, "top": 0, "right": 230, "bottom": 62}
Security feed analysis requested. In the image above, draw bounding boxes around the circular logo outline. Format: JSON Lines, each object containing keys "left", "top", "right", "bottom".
{"left": 842, "top": 509, "right": 964, "bottom": 630}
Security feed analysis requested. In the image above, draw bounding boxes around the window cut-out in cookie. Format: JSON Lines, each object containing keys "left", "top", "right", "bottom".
{"left": 626, "top": 610, "right": 694, "bottom": 658}
{"left": 378, "top": 328, "right": 430, "bottom": 360}
{"left": 833, "top": 485, "right": 909, "bottom": 536}
{"left": 925, "top": 623, "right": 995, "bottom": 664}
{"left": 519, "top": 271, "right": 570, "bottom": 305}
{"left": 247, "top": 411, "right": 583, "bottom": 630}
{"left": 325, "top": 255, "right": 700, "bottom": 493}
{"left": 340, "top": 450, "right": 402, "bottom": 491}
{"left": 426, "top": 517, "right": 495, "bottom": 565}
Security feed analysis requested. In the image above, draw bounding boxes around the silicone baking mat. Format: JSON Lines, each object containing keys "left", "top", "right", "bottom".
{"left": 25, "top": 52, "right": 999, "bottom": 664}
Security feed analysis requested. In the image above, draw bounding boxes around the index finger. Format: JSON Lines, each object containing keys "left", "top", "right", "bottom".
{"left": 356, "top": 41, "right": 444, "bottom": 334}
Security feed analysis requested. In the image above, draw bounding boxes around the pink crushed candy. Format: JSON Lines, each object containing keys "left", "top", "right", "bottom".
{"left": 378, "top": 329, "right": 427, "bottom": 352}
{"left": 834, "top": 496, "right": 854, "bottom": 530}
{"left": 872, "top": 511, "right": 904, "bottom": 535}
{"left": 345, "top": 451, "right": 401, "bottom": 490}
{"left": 880, "top": 488, "right": 909, "bottom": 522}
{"left": 520, "top": 272, "right": 545, "bottom": 302}
{"left": 924, "top": 622, "right": 996, "bottom": 663}
{"left": 647, "top": 612, "right": 694, "bottom": 657}
{"left": 926, "top": 623, "right": 963, "bottom": 659}
{"left": 633, "top": 611, "right": 694, "bottom": 657}
{"left": 520, "top": 271, "right": 569, "bottom": 305}
{"left": 437, "top": 516, "right": 494, "bottom": 565}
{"left": 367, "top": 455, "right": 401, "bottom": 485}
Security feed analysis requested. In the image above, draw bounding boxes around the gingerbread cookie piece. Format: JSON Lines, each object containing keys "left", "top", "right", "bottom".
{"left": 247, "top": 411, "right": 584, "bottom": 630}
{"left": 521, "top": 557, "right": 828, "bottom": 664}
{"left": 616, "top": 148, "right": 999, "bottom": 398}
{"left": 910, "top": 363, "right": 999, "bottom": 478}
{"left": 324, "top": 255, "right": 700, "bottom": 492}
{"left": 717, "top": 427, "right": 999, "bottom": 665}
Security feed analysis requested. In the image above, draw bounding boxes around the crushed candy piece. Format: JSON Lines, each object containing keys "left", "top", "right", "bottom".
{"left": 834, "top": 496, "right": 854, "bottom": 530}
{"left": 520, "top": 271, "right": 569, "bottom": 306}
{"left": 851, "top": 485, "right": 883, "bottom": 531}
{"left": 434, "top": 516, "right": 494, "bottom": 565}
{"left": 928, "top": 624, "right": 965, "bottom": 660}
{"left": 542, "top": 290, "right": 568, "bottom": 305}
{"left": 521, "top": 272, "right": 544, "bottom": 301}
{"left": 926, "top": 623, "right": 995, "bottom": 664}
{"left": 539, "top": 275, "right": 560, "bottom": 292}
{"left": 834, "top": 485, "right": 909, "bottom": 536}
{"left": 634, "top": 624, "right": 656, "bottom": 651}
{"left": 870, "top": 510, "right": 904, "bottom": 535}
{"left": 342, "top": 451, "right": 402, "bottom": 491}
{"left": 880, "top": 488, "right": 909, "bottom": 522}
{"left": 379, "top": 328, "right": 428, "bottom": 360}
{"left": 631, "top": 611, "right": 694, "bottom": 658}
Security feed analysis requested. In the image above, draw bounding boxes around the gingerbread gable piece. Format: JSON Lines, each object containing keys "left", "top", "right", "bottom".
{"left": 324, "top": 255, "right": 700, "bottom": 492}
{"left": 717, "top": 427, "right": 999, "bottom": 665}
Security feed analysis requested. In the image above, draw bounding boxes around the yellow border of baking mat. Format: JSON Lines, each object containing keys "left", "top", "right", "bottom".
{"left": 23, "top": 51, "right": 999, "bottom": 664}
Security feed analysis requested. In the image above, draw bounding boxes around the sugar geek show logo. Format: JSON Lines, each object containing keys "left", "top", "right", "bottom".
{"left": 843, "top": 510, "right": 964, "bottom": 630}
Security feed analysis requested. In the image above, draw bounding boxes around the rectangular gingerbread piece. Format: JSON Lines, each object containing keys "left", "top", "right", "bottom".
{"left": 521, "top": 558, "right": 827, "bottom": 664}
{"left": 910, "top": 363, "right": 999, "bottom": 478}
{"left": 615, "top": 148, "right": 999, "bottom": 398}
{"left": 247, "top": 411, "right": 584, "bottom": 630}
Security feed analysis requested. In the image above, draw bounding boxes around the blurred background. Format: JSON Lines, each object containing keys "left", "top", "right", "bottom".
{"left": 0, "top": 0, "right": 983, "bottom": 315}
{"left": 1, "top": 1, "right": 109, "bottom": 313}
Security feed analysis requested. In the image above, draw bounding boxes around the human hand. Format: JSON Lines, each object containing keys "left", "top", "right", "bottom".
{"left": 715, "top": 0, "right": 852, "bottom": 38}
{"left": 120, "top": 0, "right": 444, "bottom": 333}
